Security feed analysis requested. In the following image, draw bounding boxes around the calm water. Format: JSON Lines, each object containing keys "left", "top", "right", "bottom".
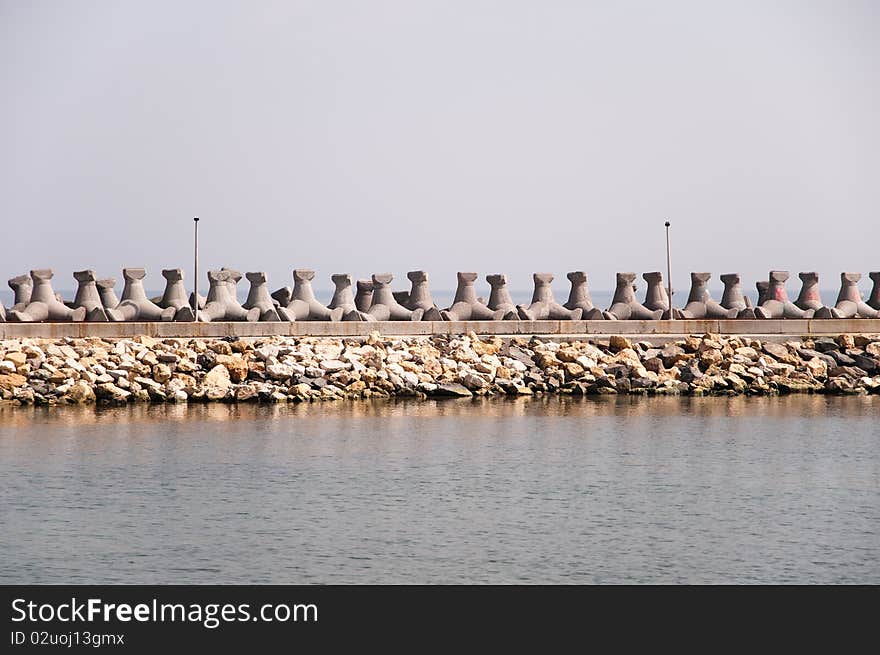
{"left": 1, "top": 396, "right": 877, "bottom": 584}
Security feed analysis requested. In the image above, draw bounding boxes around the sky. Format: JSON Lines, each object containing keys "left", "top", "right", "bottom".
{"left": 1, "top": 0, "right": 878, "bottom": 302}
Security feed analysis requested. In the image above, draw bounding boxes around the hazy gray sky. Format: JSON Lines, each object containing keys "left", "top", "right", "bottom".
{"left": 2, "top": 0, "right": 878, "bottom": 298}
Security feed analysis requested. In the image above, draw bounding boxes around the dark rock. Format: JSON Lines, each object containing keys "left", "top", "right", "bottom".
{"left": 851, "top": 354, "right": 876, "bottom": 373}
{"left": 813, "top": 338, "right": 840, "bottom": 353}
{"left": 797, "top": 348, "right": 836, "bottom": 367}
{"left": 828, "top": 350, "right": 856, "bottom": 367}
{"left": 505, "top": 346, "right": 535, "bottom": 367}
{"left": 827, "top": 366, "right": 867, "bottom": 380}
{"left": 660, "top": 345, "right": 687, "bottom": 368}
{"left": 678, "top": 363, "right": 703, "bottom": 383}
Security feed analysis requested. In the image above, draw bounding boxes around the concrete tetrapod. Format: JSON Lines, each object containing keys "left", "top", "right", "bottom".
{"left": 284, "top": 270, "right": 344, "bottom": 322}
{"left": 679, "top": 272, "right": 738, "bottom": 319}
{"left": 604, "top": 273, "right": 663, "bottom": 320}
{"left": 736, "top": 280, "right": 770, "bottom": 319}
{"left": 403, "top": 271, "right": 443, "bottom": 321}
{"left": 753, "top": 271, "right": 814, "bottom": 319}
{"left": 795, "top": 272, "right": 840, "bottom": 319}
{"left": 327, "top": 274, "right": 359, "bottom": 315}
{"left": 157, "top": 269, "right": 195, "bottom": 321}
{"left": 719, "top": 273, "right": 752, "bottom": 313}
{"left": 563, "top": 272, "right": 605, "bottom": 319}
{"left": 345, "top": 273, "right": 423, "bottom": 321}
{"left": 8, "top": 274, "right": 32, "bottom": 311}
{"left": 111, "top": 268, "right": 176, "bottom": 322}
{"left": 7, "top": 269, "right": 86, "bottom": 322}
{"left": 198, "top": 270, "right": 260, "bottom": 322}
{"left": 271, "top": 286, "right": 292, "bottom": 309}
{"left": 243, "top": 272, "right": 289, "bottom": 321}
{"left": 354, "top": 280, "right": 373, "bottom": 312}
{"left": 642, "top": 271, "right": 683, "bottom": 319}
{"left": 71, "top": 270, "right": 111, "bottom": 321}
{"left": 96, "top": 279, "right": 119, "bottom": 311}
{"left": 442, "top": 272, "right": 504, "bottom": 321}
{"left": 516, "top": 273, "right": 582, "bottom": 321}
{"left": 817, "top": 272, "right": 880, "bottom": 319}
{"left": 869, "top": 272, "right": 880, "bottom": 311}
{"left": 485, "top": 274, "right": 519, "bottom": 319}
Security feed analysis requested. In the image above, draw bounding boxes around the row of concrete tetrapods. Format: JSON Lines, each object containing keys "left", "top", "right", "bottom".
{"left": 1, "top": 268, "right": 879, "bottom": 323}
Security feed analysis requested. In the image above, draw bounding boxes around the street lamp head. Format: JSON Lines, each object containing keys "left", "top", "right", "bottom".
{"left": 664, "top": 221, "right": 670, "bottom": 228}
{"left": 193, "top": 216, "right": 200, "bottom": 222}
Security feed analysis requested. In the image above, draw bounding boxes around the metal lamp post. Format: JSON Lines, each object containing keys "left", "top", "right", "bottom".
{"left": 193, "top": 216, "right": 200, "bottom": 322}
{"left": 664, "top": 221, "right": 673, "bottom": 319}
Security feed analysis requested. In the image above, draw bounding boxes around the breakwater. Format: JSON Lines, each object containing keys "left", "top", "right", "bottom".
{"left": 3, "top": 267, "right": 880, "bottom": 324}
{"left": 2, "top": 332, "right": 879, "bottom": 406}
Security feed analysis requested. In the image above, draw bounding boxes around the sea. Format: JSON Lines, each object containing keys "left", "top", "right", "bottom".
{"left": 1, "top": 395, "right": 877, "bottom": 584}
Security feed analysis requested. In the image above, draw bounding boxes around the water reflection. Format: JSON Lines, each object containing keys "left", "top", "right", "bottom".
{"left": 2, "top": 393, "right": 877, "bottom": 428}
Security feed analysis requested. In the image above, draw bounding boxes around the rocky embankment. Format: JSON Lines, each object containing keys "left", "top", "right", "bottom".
{"left": 1, "top": 332, "right": 879, "bottom": 406}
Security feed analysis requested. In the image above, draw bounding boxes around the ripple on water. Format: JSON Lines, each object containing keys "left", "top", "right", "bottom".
{"left": 0, "top": 395, "right": 878, "bottom": 583}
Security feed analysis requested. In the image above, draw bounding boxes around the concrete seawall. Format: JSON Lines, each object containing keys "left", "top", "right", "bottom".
{"left": 2, "top": 319, "right": 880, "bottom": 339}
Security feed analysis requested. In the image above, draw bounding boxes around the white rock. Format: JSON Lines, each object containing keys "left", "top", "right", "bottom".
{"left": 320, "top": 359, "right": 350, "bottom": 372}
{"left": 204, "top": 364, "right": 232, "bottom": 388}
{"left": 266, "top": 363, "right": 294, "bottom": 380}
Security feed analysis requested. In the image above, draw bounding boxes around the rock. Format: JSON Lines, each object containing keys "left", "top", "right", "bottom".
{"left": 534, "top": 352, "right": 559, "bottom": 369}
{"left": 505, "top": 346, "right": 535, "bottom": 367}
{"left": 289, "top": 383, "right": 313, "bottom": 398}
{"left": 797, "top": 348, "right": 836, "bottom": 368}
{"left": 827, "top": 366, "right": 866, "bottom": 380}
{"left": 734, "top": 346, "right": 759, "bottom": 360}
{"left": 95, "top": 383, "right": 131, "bottom": 403}
{"left": 460, "top": 373, "right": 488, "bottom": 390}
{"left": 320, "top": 359, "right": 350, "bottom": 372}
{"left": 64, "top": 380, "right": 95, "bottom": 403}
{"left": 215, "top": 354, "right": 249, "bottom": 383}
{"left": 266, "top": 363, "right": 294, "bottom": 380}
{"left": 836, "top": 334, "right": 855, "bottom": 349}
{"left": 643, "top": 357, "right": 664, "bottom": 373}
{"left": 235, "top": 385, "right": 259, "bottom": 401}
{"left": 471, "top": 336, "right": 501, "bottom": 356}
{"left": 560, "top": 362, "right": 585, "bottom": 382}
{"left": 850, "top": 354, "right": 876, "bottom": 373}
{"left": 813, "top": 338, "right": 839, "bottom": 353}
{"left": 152, "top": 363, "right": 172, "bottom": 383}
{"left": 700, "top": 349, "right": 724, "bottom": 367}
{"left": 205, "top": 386, "right": 229, "bottom": 401}
{"left": 433, "top": 383, "right": 473, "bottom": 397}
{"left": 0, "top": 373, "right": 28, "bottom": 390}
{"left": 865, "top": 342, "right": 880, "bottom": 357}
{"left": 660, "top": 345, "right": 687, "bottom": 367}
{"left": 762, "top": 342, "right": 794, "bottom": 363}
{"left": 4, "top": 352, "right": 27, "bottom": 367}
{"left": 804, "top": 357, "right": 828, "bottom": 379}
{"left": 203, "top": 364, "right": 231, "bottom": 389}
{"left": 608, "top": 335, "right": 632, "bottom": 351}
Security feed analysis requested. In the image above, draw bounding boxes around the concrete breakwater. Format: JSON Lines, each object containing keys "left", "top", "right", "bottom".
{"left": 1, "top": 332, "right": 879, "bottom": 406}
{"left": 3, "top": 267, "right": 880, "bottom": 324}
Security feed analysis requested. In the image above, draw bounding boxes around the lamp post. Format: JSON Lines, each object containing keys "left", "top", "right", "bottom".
{"left": 664, "top": 221, "right": 673, "bottom": 319}
{"left": 193, "top": 216, "right": 200, "bottom": 322}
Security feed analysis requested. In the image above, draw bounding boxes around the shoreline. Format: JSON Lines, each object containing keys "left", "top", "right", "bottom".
{"left": 1, "top": 331, "right": 879, "bottom": 407}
